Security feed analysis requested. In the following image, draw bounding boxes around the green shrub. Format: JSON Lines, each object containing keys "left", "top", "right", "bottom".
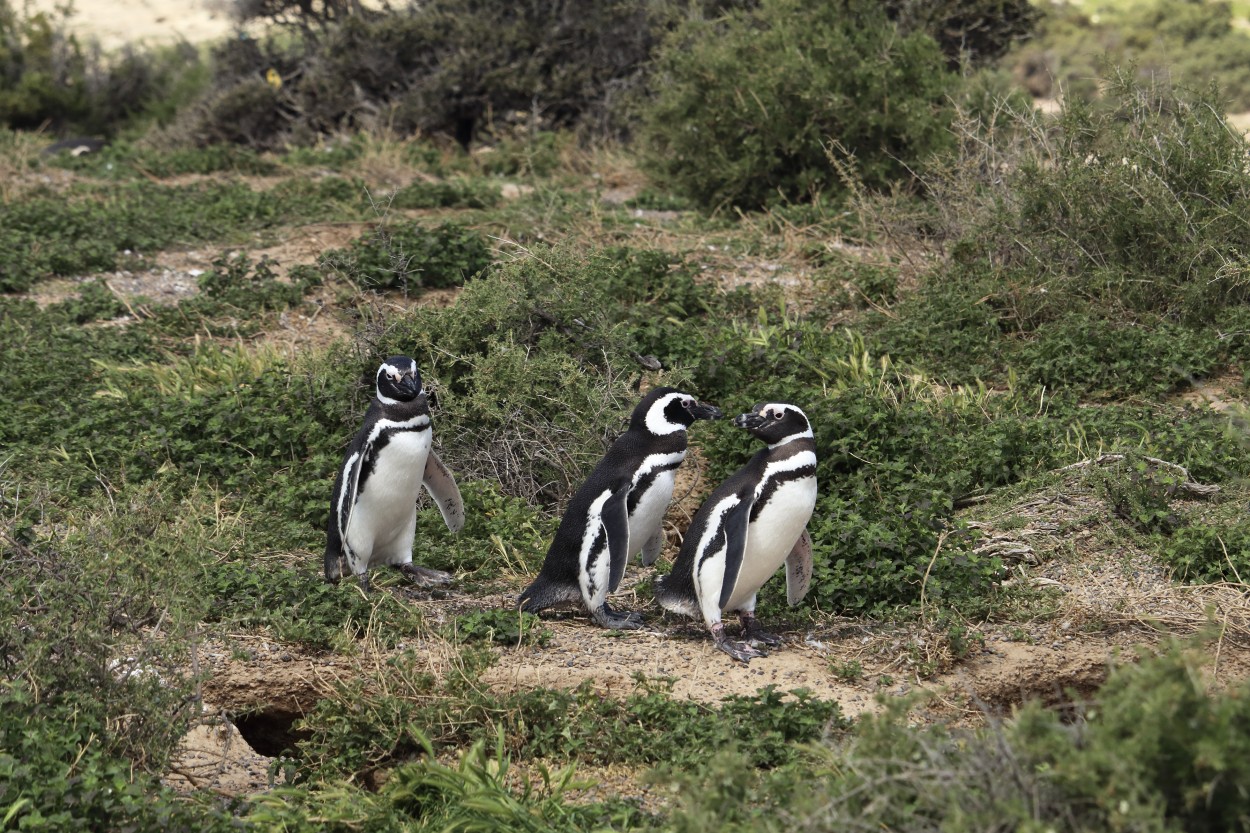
{"left": 0, "top": 1, "right": 208, "bottom": 135}
{"left": 1159, "top": 522, "right": 1250, "bottom": 584}
{"left": 886, "top": 0, "right": 1040, "bottom": 68}
{"left": 444, "top": 609, "right": 551, "bottom": 646}
{"left": 179, "top": 0, "right": 696, "bottom": 149}
{"left": 320, "top": 220, "right": 492, "bottom": 292}
{"left": 1090, "top": 454, "right": 1188, "bottom": 536}
{"left": 0, "top": 481, "right": 243, "bottom": 832}
{"left": 641, "top": 0, "right": 958, "bottom": 211}
{"left": 0, "top": 178, "right": 365, "bottom": 292}
{"left": 1018, "top": 0, "right": 1250, "bottom": 110}
{"left": 665, "top": 644, "right": 1250, "bottom": 833}
{"left": 46, "top": 141, "right": 279, "bottom": 178}
{"left": 296, "top": 649, "right": 845, "bottom": 781}
{"left": 204, "top": 559, "right": 425, "bottom": 649}
{"left": 390, "top": 177, "right": 501, "bottom": 210}
{"left": 863, "top": 72, "right": 1250, "bottom": 395}
{"left": 45, "top": 278, "right": 129, "bottom": 324}
{"left": 935, "top": 73, "right": 1250, "bottom": 329}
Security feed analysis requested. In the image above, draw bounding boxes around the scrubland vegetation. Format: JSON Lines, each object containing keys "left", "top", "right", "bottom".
{"left": 5, "top": 0, "right": 1250, "bottom": 830}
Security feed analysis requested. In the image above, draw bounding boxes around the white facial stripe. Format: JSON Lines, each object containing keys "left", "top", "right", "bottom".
{"left": 756, "top": 450, "right": 817, "bottom": 499}
{"left": 645, "top": 392, "right": 690, "bottom": 436}
{"left": 768, "top": 428, "right": 814, "bottom": 449}
{"left": 633, "top": 450, "right": 687, "bottom": 486}
{"left": 365, "top": 414, "right": 430, "bottom": 446}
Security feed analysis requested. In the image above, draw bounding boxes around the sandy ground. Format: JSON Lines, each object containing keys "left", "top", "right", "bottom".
{"left": 27, "top": 0, "right": 238, "bottom": 50}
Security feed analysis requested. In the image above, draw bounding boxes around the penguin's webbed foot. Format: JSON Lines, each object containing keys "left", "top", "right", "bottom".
{"left": 591, "top": 602, "right": 645, "bottom": 630}
{"left": 739, "top": 613, "right": 784, "bottom": 647}
{"left": 712, "top": 623, "right": 766, "bottom": 663}
{"left": 394, "top": 563, "right": 454, "bottom": 587}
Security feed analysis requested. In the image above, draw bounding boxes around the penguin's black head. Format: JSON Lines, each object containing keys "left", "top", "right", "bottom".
{"left": 633, "top": 387, "right": 722, "bottom": 436}
{"left": 734, "top": 402, "right": 813, "bottom": 446}
{"left": 375, "top": 356, "right": 424, "bottom": 404}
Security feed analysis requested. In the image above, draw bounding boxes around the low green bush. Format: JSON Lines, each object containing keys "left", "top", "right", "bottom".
{"left": 665, "top": 644, "right": 1250, "bottom": 832}
{"left": 0, "top": 177, "right": 367, "bottom": 292}
{"left": 947, "top": 74, "right": 1250, "bottom": 328}
{"left": 390, "top": 178, "right": 500, "bottom": 210}
{"left": 295, "top": 649, "right": 845, "bottom": 780}
{"left": 444, "top": 609, "right": 551, "bottom": 647}
{"left": 178, "top": 0, "right": 695, "bottom": 149}
{"left": 863, "top": 72, "right": 1250, "bottom": 395}
{"left": 319, "top": 220, "right": 492, "bottom": 292}
{"left": 1018, "top": 0, "right": 1250, "bottom": 109}
{"left": 0, "top": 481, "right": 242, "bottom": 831}
{"left": 641, "top": 0, "right": 958, "bottom": 210}
{"left": 44, "top": 140, "right": 279, "bottom": 178}
{"left": 0, "top": 1, "right": 209, "bottom": 135}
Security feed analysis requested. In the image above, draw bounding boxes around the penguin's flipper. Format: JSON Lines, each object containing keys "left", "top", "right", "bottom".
{"left": 716, "top": 498, "right": 753, "bottom": 611}
{"left": 640, "top": 526, "right": 664, "bottom": 566}
{"left": 785, "top": 526, "right": 814, "bottom": 606}
{"left": 335, "top": 450, "right": 366, "bottom": 567}
{"left": 604, "top": 482, "right": 633, "bottom": 593}
{"left": 422, "top": 451, "right": 465, "bottom": 533}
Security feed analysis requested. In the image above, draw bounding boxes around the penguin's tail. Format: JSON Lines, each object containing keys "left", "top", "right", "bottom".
{"left": 517, "top": 575, "right": 579, "bottom": 613}
{"left": 653, "top": 575, "right": 700, "bottom": 619}
{"left": 324, "top": 546, "right": 344, "bottom": 584}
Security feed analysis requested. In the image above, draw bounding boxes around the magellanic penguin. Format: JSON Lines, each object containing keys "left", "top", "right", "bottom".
{"left": 519, "top": 387, "right": 723, "bottom": 629}
{"left": 655, "top": 402, "right": 817, "bottom": 662}
{"left": 325, "top": 356, "right": 465, "bottom": 592}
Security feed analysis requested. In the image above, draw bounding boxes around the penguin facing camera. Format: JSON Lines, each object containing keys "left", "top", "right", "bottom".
{"left": 519, "top": 387, "right": 723, "bottom": 629}
{"left": 325, "top": 356, "right": 464, "bottom": 592}
{"left": 655, "top": 402, "right": 817, "bottom": 662}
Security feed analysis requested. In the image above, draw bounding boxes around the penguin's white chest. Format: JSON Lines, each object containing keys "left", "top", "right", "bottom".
{"left": 345, "top": 429, "right": 432, "bottom": 564}
{"left": 628, "top": 466, "right": 678, "bottom": 554}
{"left": 723, "top": 475, "right": 817, "bottom": 611}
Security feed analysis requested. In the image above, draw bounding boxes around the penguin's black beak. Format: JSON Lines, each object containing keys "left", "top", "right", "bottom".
{"left": 398, "top": 374, "right": 422, "bottom": 398}
{"left": 734, "top": 411, "right": 766, "bottom": 430}
{"left": 691, "top": 402, "right": 723, "bottom": 421}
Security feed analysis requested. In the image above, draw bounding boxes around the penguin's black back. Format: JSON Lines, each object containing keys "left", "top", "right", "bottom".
{"left": 536, "top": 427, "right": 688, "bottom": 584}
{"left": 655, "top": 450, "right": 767, "bottom": 602}
{"left": 519, "top": 387, "right": 720, "bottom": 612}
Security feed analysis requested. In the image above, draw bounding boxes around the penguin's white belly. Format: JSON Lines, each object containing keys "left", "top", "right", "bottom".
{"left": 345, "top": 430, "right": 432, "bottom": 567}
{"left": 723, "top": 476, "right": 817, "bottom": 611}
{"left": 628, "top": 469, "right": 676, "bottom": 555}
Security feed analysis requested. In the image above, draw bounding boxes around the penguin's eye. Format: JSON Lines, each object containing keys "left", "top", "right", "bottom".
{"left": 682, "top": 398, "right": 693, "bottom": 409}
{"left": 772, "top": 409, "right": 783, "bottom": 420}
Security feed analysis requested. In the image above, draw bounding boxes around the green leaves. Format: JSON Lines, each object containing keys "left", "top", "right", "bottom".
{"left": 319, "top": 220, "right": 492, "bottom": 292}
{"left": 641, "top": 0, "right": 957, "bottom": 210}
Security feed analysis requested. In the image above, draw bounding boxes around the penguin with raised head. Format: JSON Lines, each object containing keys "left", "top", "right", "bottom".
{"left": 655, "top": 401, "right": 817, "bottom": 662}
{"left": 325, "top": 356, "right": 465, "bottom": 592}
{"left": 519, "top": 387, "right": 723, "bottom": 629}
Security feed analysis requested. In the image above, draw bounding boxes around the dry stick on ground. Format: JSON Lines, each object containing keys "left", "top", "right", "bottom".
{"left": 919, "top": 529, "right": 951, "bottom": 630}
{"left": 1056, "top": 454, "right": 1220, "bottom": 496}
